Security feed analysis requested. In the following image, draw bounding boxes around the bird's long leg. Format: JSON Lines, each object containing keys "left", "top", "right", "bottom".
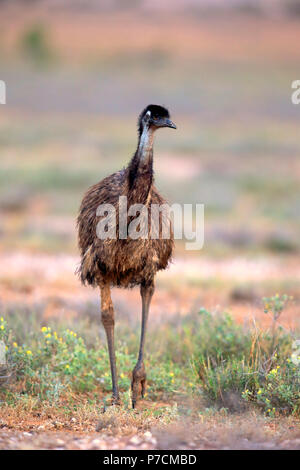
{"left": 100, "top": 283, "right": 119, "bottom": 404}
{"left": 131, "top": 279, "right": 154, "bottom": 409}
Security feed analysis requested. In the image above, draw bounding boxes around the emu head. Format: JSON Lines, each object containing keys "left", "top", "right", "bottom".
{"left": 138, "top": 104, "right": 176, "bottom": 136}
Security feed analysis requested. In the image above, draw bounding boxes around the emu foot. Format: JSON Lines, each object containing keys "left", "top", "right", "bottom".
{"left": 102, "top": 394, "right": 121, "bottom": 413}
{"left": 131, "top": 363, "right": 146, "bottom": 409}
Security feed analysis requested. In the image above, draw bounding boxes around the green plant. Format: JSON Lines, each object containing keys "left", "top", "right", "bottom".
{"left": 263, "top": 294, "right": 293, "bottom": 354}
{"left": 243, "top": 357, "right": 300, "bottom": 416}
{"left": 20, "top": 24, "right": 53, "bottom": 65}
{"left": 193, "top": 297, "right": 299, "bottom": 416}
{"left": 263, "top": 294, "right": 292, "bottom": 320}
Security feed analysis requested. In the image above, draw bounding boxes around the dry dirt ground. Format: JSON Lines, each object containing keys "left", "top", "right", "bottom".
{"left": 1, "top": 415, "right": 300, "bottom": 450}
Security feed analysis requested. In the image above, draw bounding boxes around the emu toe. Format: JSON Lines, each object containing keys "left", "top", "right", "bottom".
{"left": 102, "top": 394, "right": 121, "bottom": 413}
{"left": 131, "top": 364, "right": 147, "bottom": 409}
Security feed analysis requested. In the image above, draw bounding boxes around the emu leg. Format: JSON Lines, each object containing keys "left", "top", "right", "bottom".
{"left": 100, "top": 283, "right": 119, "bottom": 404}
{"left": 131, "top": 279, "right": 154, "bottom": 409}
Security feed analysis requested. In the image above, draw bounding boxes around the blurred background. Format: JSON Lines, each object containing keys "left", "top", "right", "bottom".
{"left": 0, "top": 0, "right": 299, "bottom": 327}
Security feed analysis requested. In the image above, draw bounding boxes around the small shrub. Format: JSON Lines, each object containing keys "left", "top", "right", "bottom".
{"left": 197, "top": 356, "right": 259, "bottom": 410}
{"left": 20, "top": 24, "right": 53, "bottom": 65}
{"left": 243, "top": 356, "right": 300, "bottom": 416}
{"left": 194, "top": 309, "right": 252, "bottom": 361}
{"left": 193, "top": 296, "right": 299, "bottom": 417}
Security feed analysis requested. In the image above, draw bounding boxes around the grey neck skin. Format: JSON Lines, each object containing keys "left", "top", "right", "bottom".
{"left": 138, "top": 124, "right": 155, "bottom": 166}
{"left": 127, "top": 123, "right": 155, "bottom": 192}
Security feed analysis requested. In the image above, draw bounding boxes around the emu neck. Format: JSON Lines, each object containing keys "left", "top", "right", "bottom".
{"left": 138, "top": 125, "right": 154, "bottom": 166}
{"left": 127, "top": 126, "right": 155, "bottom": 204}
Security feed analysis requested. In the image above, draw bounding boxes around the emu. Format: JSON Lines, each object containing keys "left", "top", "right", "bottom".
{"left": 77, "top": 105, "right": 176, "bottom": 408}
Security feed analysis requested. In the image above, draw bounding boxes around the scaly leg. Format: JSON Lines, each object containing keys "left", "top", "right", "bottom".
{"left": 131, "top": 279, "right": 154, "bottom": 409}
{"left": 100, "top": 283, "right": 119, "bottom": 404}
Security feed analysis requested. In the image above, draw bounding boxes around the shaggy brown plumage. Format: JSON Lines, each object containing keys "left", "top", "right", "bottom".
{"left": 77, "top": 104, "right": 176, "bottom": 408}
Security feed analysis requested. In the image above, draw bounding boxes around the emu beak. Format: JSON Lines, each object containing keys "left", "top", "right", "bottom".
{"left": 164, "top": 119, "right": 177, "bottom": 129}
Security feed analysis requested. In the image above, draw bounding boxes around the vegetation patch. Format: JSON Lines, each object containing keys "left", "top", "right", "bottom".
{"left": 0, "top": 295, "right": 299, "bottom": 424}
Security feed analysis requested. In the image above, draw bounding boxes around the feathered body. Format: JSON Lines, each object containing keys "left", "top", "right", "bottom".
{"left": 77, "top": 105, "right": 175, "bottom": 289}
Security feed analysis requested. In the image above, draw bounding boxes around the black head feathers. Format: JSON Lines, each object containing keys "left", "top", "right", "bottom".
{"left": 138, "top": 104, "right": 170, "bottom": 135}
